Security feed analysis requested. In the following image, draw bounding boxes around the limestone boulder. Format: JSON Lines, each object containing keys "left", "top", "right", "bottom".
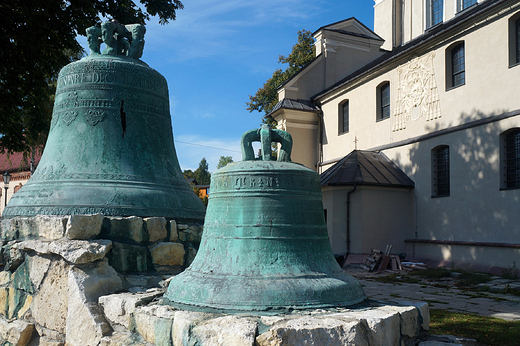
{"left": 255, "top": 316, "right": 369, "bottom": 346}
{"left": 107, "top": 216, "right": 146, "bottom": 243}
{"left": 144, "top": 217, "right": 167, "bottom": 242}
{"left": 17, "top": 239, "right": 112, "bottom": 264}
{"left": 107, "top": 242, "right": 151, "bottom": 273}
{"left": 330, "top": 308, "right": 400, "bottom": 346}
{"left": 99, "top": 288, "right": 164, "bottom": 329}
{"left": 378, "top": 303, "right": 420, "bottom": 337}
{"left": 35, "top": 215, "right": 68, "bottom": 240}
{"left": 27, "top": 254, "right": 51, "bottom": 291}
{"left": 190, "top": 315, "right": 258, "bottom": 346}
{"left": 178, "top": 225, "right": 203, "bottom": 243}
{"left": 148, "top": 242, "right": 185, "bottom": 267}
{"left": 66, "top": 214, "right": 104, "bottom": 240}
{"left": 169, "top": 220, "right": 178, "bottom": 242}
{"left": 172, "top": 311, "right": 215, "bottom": 346}
{"left": 66, "top": 260, "right": 124, "bottom": 346}
{"left": 0, "top": 318, "right": 35, "bottom": 346}
{"left": 31, "top": 260, "right": 69, "bottom": 334}
{"left": 133, "top": 304, "right": 176, "bottom": 345}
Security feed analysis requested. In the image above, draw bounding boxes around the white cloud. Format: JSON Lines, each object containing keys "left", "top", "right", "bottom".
{"left": 174, "top": 134, "right": 242, "bottom": 172}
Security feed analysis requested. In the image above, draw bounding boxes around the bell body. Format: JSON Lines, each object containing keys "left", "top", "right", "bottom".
{"left": 3, "top": 55, "right": 205, "bottom": 220}
{"left": 166, "top": 151, "right": 367, "bottom": 312}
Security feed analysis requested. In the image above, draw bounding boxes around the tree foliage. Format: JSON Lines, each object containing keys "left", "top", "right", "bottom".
{"left": 0, "top": 0, "right": 183, "bottom": 154}
{"left": 246, "top": 30, "right": 315, "bottom": 124}
{"left": 216, "top": 156, "right": 233, "bottom": 170}
{"left": 194, "top": 158, "right": 211, "bottom": 185}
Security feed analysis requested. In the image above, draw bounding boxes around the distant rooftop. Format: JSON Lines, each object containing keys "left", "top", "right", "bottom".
{"left": 0, "top": 150, "right": 42, "bottom": 174}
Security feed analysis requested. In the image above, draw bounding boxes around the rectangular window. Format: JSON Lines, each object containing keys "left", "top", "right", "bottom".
{"left": 458, "top": 0, "right": 477, "bottom": 12}
{"left": 516, "top": 18, "right": 520, "bottom": 64}
{"left": 433, "top": 146, "right": 450, "bottom": 197}
{"left": 431, "top": 0, "right": 444, "bottom": 27}
{"left": 452, "top": 43, "right": 465, "bottom": 87}
{"left": 506, "top": 130, "right": 520, "bottom": 189}
{"left": 339, "top": 101, "right": 349, "bottom": 134}
{"left": 380, "top": 83, "right": 390, "bottom": 120}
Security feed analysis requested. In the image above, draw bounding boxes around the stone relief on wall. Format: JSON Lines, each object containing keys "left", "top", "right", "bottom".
{"left": 392, "top": 52, "right": 441, "bottom": 132}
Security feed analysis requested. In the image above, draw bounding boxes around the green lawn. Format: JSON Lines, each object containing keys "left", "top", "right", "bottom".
{"left": 429, "top": 309, "right": 520, "bottom": 346}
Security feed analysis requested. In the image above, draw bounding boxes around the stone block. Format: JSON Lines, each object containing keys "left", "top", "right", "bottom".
{"left": 38, "top": 337, "right": 65, "bottom": 346}
{"left": 378, "top": 303, "right": 420, "bottom": 338}
{"left": 395, "top": 300, "right": 430, "bottom": 331}
{"left": 31, "top": 260, "right": 69, "bottom": 334}
{"left": 107, "top": 242, "right": 151, "bottom": 273}
{"left": 172, "top": 311, "right": 214, "bottom": 346}
{"left": 66, "top": 214, "right": 104, "bottom": 240}
{"left": 144, "top": 217, "right": 167, "bottom": 242}
{"left": 148, "top": 243, "right": 185, "bottom": 267}
{"left": 255, "top": 316, "right": 369, "bottom": 346}
{"left": 0, "top": 318, "right": 35, "bottom": 346}
{"left": 330, "top": 308, "right": 400, "bottom": 346}
{"left": 8, "top": 287, "right": 31, "bottom": 319}
{"left": 26, "top": 254, "right": 51, "bottom": 291}
{"left": 99, "top": 289, "right": 164, "bottom": 329}
{"left": 0, "top": 271, "right": 10, "bottom": 286}
{"left": 133, "top": 304, "right": 176, "bottom": 345}
{"left": 178, "top": 225, "right": 203, "bottom": 243}
{"left": 190, "top": 315, "right": 258, "bottom": 346}
{"left": 1, "top": 218, "right": 18, "bottom": 241}
{"left": 108, "top": 217, "right": 146, "bottom": 243}
{"left": 0, "top": 288, "right": 8, "bottom": 317}
{"left": 169, "top": 220, "right": 178, "bottom": 242}
{"left": 35, "top": 215, "right": 67, "bottom": 240}
{"left": 66, "top": 260, "right": 123, "bottom": 346}
{"left": 17, "top": 239, "right": 112, "bottom": 265}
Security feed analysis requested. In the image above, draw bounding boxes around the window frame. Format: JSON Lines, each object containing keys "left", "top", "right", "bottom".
{"left": 508, "top": 13, "right": 520, "bottom": 68}
{"left": 376, "top": 82, "right": 391, "bottom": 122}
{"left": 432, "top": 145, "right": 450, "bottom": 198}
{"left": 457, "top": 0, "right": 477, "bottom": 13}
{"left": 500, "top": 129, "right": 520, "bottom": 190}
{"left": 426, "top": 0, "right": 444, "bottom": 29}
{"left": 445, "top": 41, "right": 465, "bottom": 90}
{"left": 338, "top": 100, "right": 349, "bottom": 135}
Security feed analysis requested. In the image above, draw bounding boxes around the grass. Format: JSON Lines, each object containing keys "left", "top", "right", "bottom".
{"left": 429, "top": 308, "right": 520, "bottom": 346}
{"left": 411, "top": 267, "right": 452, "bottom": 279}
{"left": 372, "top": 273, "right": 421, "bottom": 284}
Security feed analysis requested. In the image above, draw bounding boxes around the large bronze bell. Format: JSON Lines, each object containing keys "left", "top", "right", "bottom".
{"left": 166, "top": 125, "right": 366, "bottom": 312}
{"left": 3, "top": 21, "right": 205, "bottom": 220}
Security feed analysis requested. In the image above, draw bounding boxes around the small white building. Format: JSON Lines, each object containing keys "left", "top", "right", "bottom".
{"left": 270, "top": 0, "right": 520, "bottom": 269}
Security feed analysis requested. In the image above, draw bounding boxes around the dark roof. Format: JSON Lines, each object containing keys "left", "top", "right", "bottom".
{"left": 320, "top": 150, "right": 414, "bottom": 188}
{"left": 270, "top": 98, "right": 321, "bottom": 114}
{"left": 324, "top": 29, "right": 382, "bottom": 41}
{"left": 0, "top": 150, "right": 42, "bottom": 174}
{"left": 312, "top": 17, "right": 384, "bottom": 41}
{"left": 312, "top": 0, "right": 509, "bottom": 101}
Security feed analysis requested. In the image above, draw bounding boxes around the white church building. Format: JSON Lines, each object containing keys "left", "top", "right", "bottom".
{"left": 270, "top": 0, "right": 520, "bottom": 269}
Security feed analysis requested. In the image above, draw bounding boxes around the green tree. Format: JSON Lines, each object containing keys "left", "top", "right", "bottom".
{"left": 182, "top": 169, "right": 195, "bottom": 181}
{"left": 194, "top": 158, "right": 211, "bottom": 185}
{"left": 0, "top": 0, "right": 183, "bottom": 154}
{"left": 217, "top": 156, "right": 233, "bottom": 169}
{"left": 246, "top": 30, "right": 315, "bottom": 124}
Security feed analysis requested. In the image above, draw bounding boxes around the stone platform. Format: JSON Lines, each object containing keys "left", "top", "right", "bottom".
{"left": 0, "top": 215, "right": 429, "bottom": 345}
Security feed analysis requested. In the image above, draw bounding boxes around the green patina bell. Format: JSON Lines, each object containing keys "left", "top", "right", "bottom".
{"left": 166, "top": 125, "right": 366, "bottom": 312}
{"left": 3, "top": 21, "right": 205, "bottom": 221}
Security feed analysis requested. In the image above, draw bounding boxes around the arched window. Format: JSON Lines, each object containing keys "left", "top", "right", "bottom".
{"left": 432, "top": 145, "right": 450, "bottom": 197}
{"left": 500, "top": 129, "right": 520, "bottom": 189}
{"left": 446, "top": 42, "right": 465, "bottom": 89}
{"left": 338, "top": 100, "right": 349, "bottom": 134}
{"left": 508, "top": 12, "right": 520, "bottom": 67}
{"left": 377, "top": 82, "right": 390, "bottom": 121}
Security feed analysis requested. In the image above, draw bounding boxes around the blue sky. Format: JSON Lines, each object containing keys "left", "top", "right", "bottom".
{"left": 79, "top": 1, "right": 374, "bottom": 172}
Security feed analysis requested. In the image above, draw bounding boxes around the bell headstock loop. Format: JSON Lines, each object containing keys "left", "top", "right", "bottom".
{"left": 240, "top": 125, "right": 292, "bottom": 162}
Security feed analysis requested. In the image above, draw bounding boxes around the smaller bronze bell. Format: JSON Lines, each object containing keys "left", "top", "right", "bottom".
{"left": 166, "top": 125, "right": 366, "bottom": 312}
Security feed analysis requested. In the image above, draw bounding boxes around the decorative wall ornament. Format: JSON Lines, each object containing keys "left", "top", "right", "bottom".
{"left": 84, "top": 109, "right": 106, "bottom": 126}
{"left": 392, "top": 52, "right": 441, "bottom": 132}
